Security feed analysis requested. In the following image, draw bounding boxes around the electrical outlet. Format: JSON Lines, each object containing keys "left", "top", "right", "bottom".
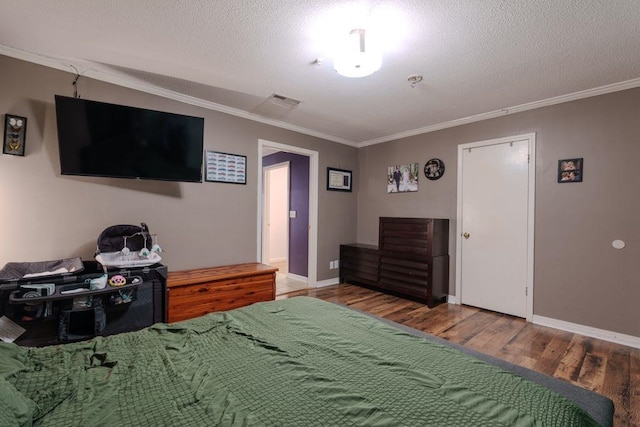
{"left": 334, "top": 260, "right": 339, "bottom": 269}
{"left": 329, "top": 261, "right": 335, "bottom": 269}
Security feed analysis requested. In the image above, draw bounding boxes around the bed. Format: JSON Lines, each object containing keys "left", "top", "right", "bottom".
{"left": 0, "top": 297, "right": 612, "bottom": 426}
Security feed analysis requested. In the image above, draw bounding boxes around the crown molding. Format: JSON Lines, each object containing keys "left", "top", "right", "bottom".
{"left": 3, "top": 44, "right": 639, "bottom": 150}
{"left": 0, "top": 44, "right": 359, "bottom": 147}
{"left": 85, "top": 67, "right": 360, "bottom": 147}
{"left": 358, "top": 77, "right": 640, "bottom": 147}
{"left": 0, "top": 44, "right": 77, "bottom": 73}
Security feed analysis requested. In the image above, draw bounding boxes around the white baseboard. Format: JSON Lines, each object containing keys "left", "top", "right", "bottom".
{"left": 315, "top": 278, "right": 340, "bottom": 288}
{"left": 532, "top": 315, "right": 640, "bottom": 349}
{"left": 446, "top": 297, "right": 639, "bottom": 349}
{"left": 287, "top": 273, "right": 308, "bottom": 283}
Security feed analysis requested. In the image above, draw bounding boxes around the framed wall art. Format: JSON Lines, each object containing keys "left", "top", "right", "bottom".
{"left": 557, "top": 158, "right": 583, "bottom": 183}
{"left": 327, "top": 167, "right": 352, "bottom": 192}
{"left": 387, "top": 163, "right": 419, "bottom": 193}
{"left": 3, "top": 114, "right": 27, "bottom": 156}
{"left": 205, "top": 150, "right": 247, "bottom": 184}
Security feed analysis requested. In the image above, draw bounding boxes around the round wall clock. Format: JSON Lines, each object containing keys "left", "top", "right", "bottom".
{"left": 424, "top": 158, "right": 445, "bottom": 180}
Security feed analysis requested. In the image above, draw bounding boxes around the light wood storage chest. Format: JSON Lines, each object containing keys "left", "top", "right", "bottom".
{"left": 167, "top": 263, "right": 277, "bottom": 322}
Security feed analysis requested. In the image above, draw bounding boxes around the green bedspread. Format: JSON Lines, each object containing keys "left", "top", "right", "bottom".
{"left": 0, "top": 297, "right": 599, "bottom": 426}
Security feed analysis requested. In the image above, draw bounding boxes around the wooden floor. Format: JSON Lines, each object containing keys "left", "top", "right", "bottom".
{"left": 278, "top": 284, "right": 639, "bottom": 427}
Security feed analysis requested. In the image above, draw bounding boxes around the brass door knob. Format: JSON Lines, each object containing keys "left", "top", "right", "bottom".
{"left": 463, "top": 232, "right": 470, "bottom": 239}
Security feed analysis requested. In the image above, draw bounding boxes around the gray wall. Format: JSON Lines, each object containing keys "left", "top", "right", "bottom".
{"left": 357, "top": 88, "right": 640, "bottom": 337}
{"left": 0, "top": 55, "right": 358, "bottom": 281}
{"left": 3, "top": 53, "right": 637, "bottom": 338}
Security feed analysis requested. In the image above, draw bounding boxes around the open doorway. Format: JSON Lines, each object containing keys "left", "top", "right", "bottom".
{"left": 263, "top": 161, "right": 290, "bottom": 274}
{"left": 258, "top": 140, "right": 319, "bottom": 294}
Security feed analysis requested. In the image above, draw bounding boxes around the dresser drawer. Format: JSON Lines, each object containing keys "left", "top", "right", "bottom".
{"left": 340, "top": 244, "right": 380, "bottom": 286}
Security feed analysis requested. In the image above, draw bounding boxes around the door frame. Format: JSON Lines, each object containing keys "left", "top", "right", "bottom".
{"left": 262, "top": 161, "right": 290, "bottom": 271}
{"left": 257, "top": 139, "right": 318, "bottom": 287}
{"left": 455, "top": 133, "right": 536, "bottom": 321}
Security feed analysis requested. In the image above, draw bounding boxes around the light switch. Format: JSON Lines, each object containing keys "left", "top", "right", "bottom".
{"left": 289, "top": 210, "right": 297, "bottom": 218}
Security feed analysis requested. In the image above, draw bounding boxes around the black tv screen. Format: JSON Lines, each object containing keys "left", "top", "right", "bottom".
{"left": 55, "top": 95, "right": 204, "bottom": 182}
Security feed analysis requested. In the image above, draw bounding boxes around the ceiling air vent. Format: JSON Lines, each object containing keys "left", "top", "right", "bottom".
{"left": 268, "top": 93, "right": 301, "bottom": 109}
{"left": 253, "top": 93, "right": 301, "bottom": 119}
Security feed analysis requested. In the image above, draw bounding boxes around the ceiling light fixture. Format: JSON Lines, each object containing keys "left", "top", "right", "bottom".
{"left": 333, "top": 28, "right": 382, "bottom": 78}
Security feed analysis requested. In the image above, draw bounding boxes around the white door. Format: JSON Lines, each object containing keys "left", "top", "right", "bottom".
{"left": 456, "top": 134, "right": 535, "bottom": 319}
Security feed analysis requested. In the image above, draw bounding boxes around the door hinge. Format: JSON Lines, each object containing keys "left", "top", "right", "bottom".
{"left": 525, "top": 287, "right": 528, "bottom": 296}
{"left": 528, "top": 154, "right": 530, "bottom": 163}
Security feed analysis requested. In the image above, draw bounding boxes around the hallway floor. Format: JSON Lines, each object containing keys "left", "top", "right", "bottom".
{"left": 268, "top": 261, "right": 309, "bottom": 296}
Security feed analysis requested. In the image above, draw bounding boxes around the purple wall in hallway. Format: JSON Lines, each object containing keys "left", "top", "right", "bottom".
{"left": 263, "top": 152, "right": 309, "bottom": 277}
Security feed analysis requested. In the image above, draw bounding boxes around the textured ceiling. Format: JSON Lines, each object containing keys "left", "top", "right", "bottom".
{"left": 1, "top": 0, "right": 639, "bottom": 146}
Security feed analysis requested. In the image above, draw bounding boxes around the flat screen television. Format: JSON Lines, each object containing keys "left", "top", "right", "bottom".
{"left": 55, "top": 95, "right": 204, "bottom": 183}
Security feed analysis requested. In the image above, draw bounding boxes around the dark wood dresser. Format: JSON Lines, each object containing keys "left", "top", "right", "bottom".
{"left": 340, "top": 217, "right": 449, "bottom": 307}
{"left": 340, "top": 243, "right": 380, "bottom": 287}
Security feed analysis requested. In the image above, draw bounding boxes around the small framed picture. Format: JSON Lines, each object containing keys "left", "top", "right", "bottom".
{"left": 3, "top": 114, "right": 27, "bottom": 156}
{"left": 327, "top": 167, "right": 352, "bottom": 192}
{"left": 205, "top": 150, "right": 247, "bottom": 184}
{"left": 557, "top": 158, "right": 583, "bottom": 183}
